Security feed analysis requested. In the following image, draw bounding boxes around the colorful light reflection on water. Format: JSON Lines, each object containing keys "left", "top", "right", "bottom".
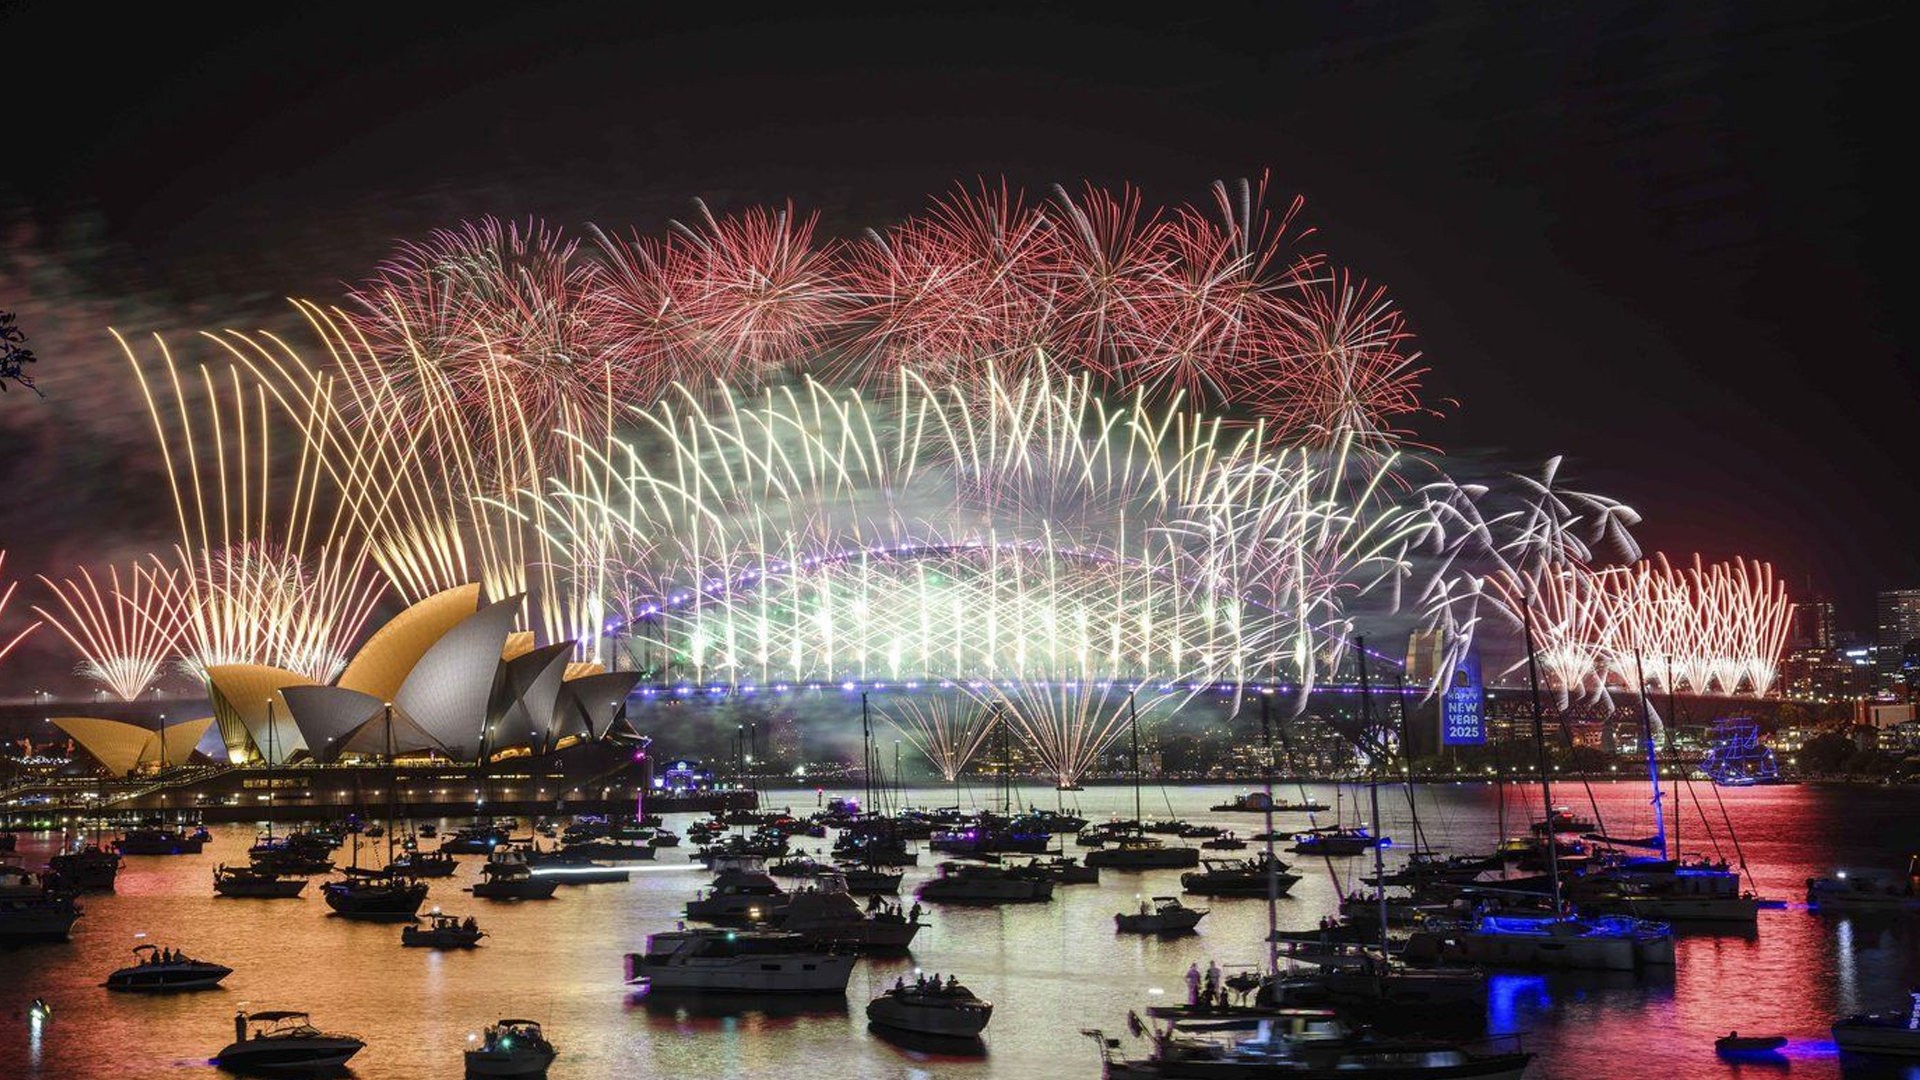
{"left": 4, "top": 781, "right": 1920, "bottom": 1078}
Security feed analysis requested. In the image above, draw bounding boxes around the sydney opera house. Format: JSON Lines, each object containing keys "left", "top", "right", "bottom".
{"left": 42, "top": 586, "right": 668, "bottom": 820}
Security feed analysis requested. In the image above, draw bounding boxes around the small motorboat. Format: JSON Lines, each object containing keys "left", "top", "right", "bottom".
{"left": 867, "top": 974, "right": 993, "bottom": 1038}
{"left": 1115, "top": 896, "right": 1208, "bottom": 935}
{"left": 403, "top": 912, "right": 486, "bottom": 948}
{"left": 464, "top": 1018, "right": 557, "bottom": 1077}
{"left": 1715, "top": 1031, "right": 1787, "bottom": 1054}
{"left": 215, "top": 1010, "right": 365, "bottom": 1072}
{"left": 103, "top": 944, "right": 232, "bottom": 992}
{"left": 214, "top": 864, "right": 307, "bottom": 899}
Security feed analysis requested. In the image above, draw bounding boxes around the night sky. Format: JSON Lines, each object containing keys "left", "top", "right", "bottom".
{"left": 0, "top": 2, "right": 1909, "bottom": 683}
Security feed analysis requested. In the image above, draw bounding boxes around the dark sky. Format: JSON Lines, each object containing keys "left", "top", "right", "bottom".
{"left": 0, "top": 1, "right": 1910, "bottom": 681}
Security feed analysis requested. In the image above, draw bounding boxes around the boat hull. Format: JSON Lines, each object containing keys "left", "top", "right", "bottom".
{"left": 215, "top": 1038, "right": 364, "bottom": 1072}
{"left": 1833, "top": 1021, "right": 1920, "bottom": 1056}
{"left": 625, "top": 952, "right": 857, "bottom": 993}
{"left": 464, "top": 1048, "right": 557, "bottom": 1077}
{"left": 867, "top": 996, "right": 992, "bottom": 1037}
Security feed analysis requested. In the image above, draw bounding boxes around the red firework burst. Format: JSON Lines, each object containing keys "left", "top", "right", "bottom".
{"left": 1252, "top": 274, "right": 1433, "bottom": 446}
{"left": 840, "top": 181, "right": 1069, "bottom": 386}
{"left": 350, "top": 217, "right": 624, "bottom": 448}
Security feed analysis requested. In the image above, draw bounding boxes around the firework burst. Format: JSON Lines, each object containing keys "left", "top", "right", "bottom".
{"left": 32, "top": 562, "right": 185, "bottom": 700}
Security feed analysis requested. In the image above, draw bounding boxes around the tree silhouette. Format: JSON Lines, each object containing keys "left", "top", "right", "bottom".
{"left": 2, "top": 309, "right": 40, "bottom": 395}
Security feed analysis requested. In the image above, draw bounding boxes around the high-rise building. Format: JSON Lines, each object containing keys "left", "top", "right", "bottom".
{"left": 1795, "top": 598, "right": 1837, "bottom": 650}
{"left": 1875, "top": 589, "right": 1920, "bottom": 692}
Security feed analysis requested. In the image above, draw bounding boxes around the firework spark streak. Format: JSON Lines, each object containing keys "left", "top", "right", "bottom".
{"left": 0, "top": 551, "right": 40, "bottom": 670}
{"left": 32, "top": 562, "right": 185, "bottom": 700}
{"left": 877, "top": 695, "right": 999, "bottom": 783}
{"left": 529, "top": 369, "right": 1435, "bottom": 711}
{"left": 118, "top": 332, "right": 385, "bottom": 681}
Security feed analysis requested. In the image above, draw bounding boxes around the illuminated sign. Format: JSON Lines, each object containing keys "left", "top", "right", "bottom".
{"left": 1442, "top": 684, "right": 1486, "bottom": 746}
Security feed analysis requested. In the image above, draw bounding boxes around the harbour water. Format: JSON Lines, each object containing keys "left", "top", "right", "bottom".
{"left": 5, "top": 780, "right": 1920, "bottom": 1078}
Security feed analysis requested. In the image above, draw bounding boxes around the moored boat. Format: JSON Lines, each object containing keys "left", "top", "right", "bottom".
{"left": 213, "top": 863, "right": 307, "bottom": 899}
{"left": 464, "top": 1018, "right": 556, "bottom": 1077}
{"left": 868, "top": 974, "right": 994, "bottom": 1038}
{"left": 1115, "top": 896, "right": 1208, "bottom": 934}
{"left": 214, "top": 1010, "right": 366, "bottom": 1073}
{"left": 624, "top": 928, "right": 856, "bottom": 993}
{"left": 104, "top": 944, "right": 232, "bottom": 991}
{"left": 403, "top": 911, "right": 487, "bottom": 948}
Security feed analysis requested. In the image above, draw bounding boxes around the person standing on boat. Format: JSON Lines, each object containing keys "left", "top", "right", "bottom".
{"left": 1185, "top": 962, "right": 1202, "bottom": 1005}
{"left": 1204, "top": 960, "right": 1221, "bottom": 1001}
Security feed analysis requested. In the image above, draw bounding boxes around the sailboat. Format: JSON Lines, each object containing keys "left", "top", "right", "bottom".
{"left": 1086, "top": 693, "right": 1199, "bottom": 870}
{"left": 1420, "top": 606, "right": 1674, "bottom": 971}
{"left": 1575, "top": 652, "right": 1761, "bottom": 922}
{"left": 322, "top": 705, "right": 428, "bottom": 919}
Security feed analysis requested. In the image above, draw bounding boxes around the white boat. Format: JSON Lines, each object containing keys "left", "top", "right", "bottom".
{"left": 214, "top": 1010, "right": 366, "bottom": 1072}
{"left": 1116, "top": 896, "right": 1209, "bottom": 934}
{"left": 867, "top": 976, "right": 994, "bottom": 1038}
{"left": 104, "top": 944, "right": 232, "bottom": 991}
{"left": 625, "top": 928, "right": 856, "bottom": 993}
{"left": 464, "top": 1018, "right": 557, "bottom": 1077}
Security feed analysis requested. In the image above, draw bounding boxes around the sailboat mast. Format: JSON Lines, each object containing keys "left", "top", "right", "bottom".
{"left": 1634, "top": 650, "right": 1666, "bottom": 860}
{"left": 860, "top": 693, "right": 872, "bottom": 821}
{"left": 1129, "top": 691, "right": 1142, "bottom": 829}
{"left": 1356, "top": 637, "right": 1388, "bottom": 949}
{"left": 1520, "top": 594, "right": 1565, "bottom": 911}
{"left": 1666, "top": 656, "right": 1682, "bottom": 858}
{"left": 1260, "top": 690, "right": 1279, "bottom": 979}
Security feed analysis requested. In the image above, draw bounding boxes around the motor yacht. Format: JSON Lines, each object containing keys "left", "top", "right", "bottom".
{"left": 441, "top": 823, "right": 513, "bottom": 855}
{"left": 524, "top": 848, "right": 629, "bottom": 884}
{"left": 1010, "top": 854, "right": 1101, "bottom": 885}
{"left": 560, "top": 838, "right": 657, "bottom": 861}
{"left": 1181, "top": 855, "right": 1301, "bottom": 898}
{"left": 1115, "top": 896, "right": 1208, "bottom": 934}
{"left": 464, "top": 1019, "right": 556, "bottom": 1077}
{"left": 1086, "top": 835, "right": 1201, "bottom": 870}
{"left": 773, "top": 876, "right": 921, "bottom": 950}
{"left": 916, "top": 861, "right": 1054, "bottom": 904}
{"left": 1833, "top": 990, "right": 1920, "bottom": 1056}
{"left": 403, "top": 911, "right": 487, "bottom": 948}
{"left": 625, "top": 928, "right": 857, "bottom": 993}
{"left": 868, "top": 974, "right": 993, "bottom": 1038}
{"left": 837, "top": 864, "right": 905, "bottom": 895}
{"left": 0, "top": 865, "right": 82, "bottom": 941}
{"left": 687, "top": 867, "right": 787, "bottom": 923}
{"left": 213, "top": 863, "right": 307, "bottom": 899}
{"left": 1807, "top": 868, "right": 1920, "bottom": 912}
{"left": 322, "top": 867, "right": 429, "bottom": 919}
{"left": 214, "top": 1010, "right": 365, "bottom": 1072}
{"left": 1288, "top": 827, "right": 1381, "bottom": 856}
{"left": 471, "top": 849, "right": 559, "bottom": 900}
{"left": 104, "top": 944, "right": 232, "bottom": 991}
{"left": 114, "top": 826, "right": 207, "bottom": 856}
{"left": 1093, "top": 1007, "right": 1532, "bottom": 1078}
{"left": 46, "top": 845, "right": 120, "bottom": 891}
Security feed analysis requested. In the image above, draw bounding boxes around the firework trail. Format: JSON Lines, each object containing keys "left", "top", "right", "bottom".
{"left": 117, "top": 332, "right": 384, "bottom": 681}
{"left": 878, "top": 695, "right": 1000, "bottom": 783}
{"left": 32, "top": 561, "right": 185, "bottom": 700}
{"left": 0, "top": 551, "right": 40, "bottom": 670}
